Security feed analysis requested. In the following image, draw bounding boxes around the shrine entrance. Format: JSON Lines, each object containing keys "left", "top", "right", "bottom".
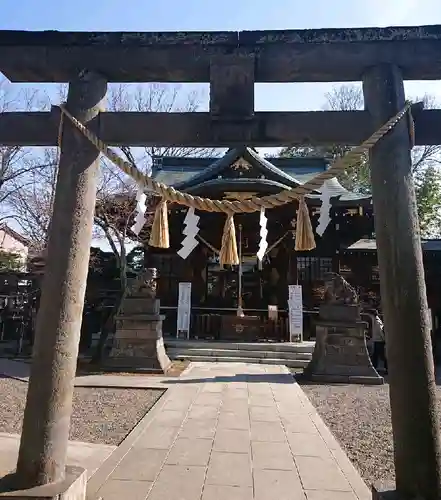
{"left": 206, "top": 257, "right": 263, "bottom": 309}
{"left": 1, "top": 26, "right": 441, "bottom": 500}
{"left": 150, "top": 149, "right": 374, "bottom": 341}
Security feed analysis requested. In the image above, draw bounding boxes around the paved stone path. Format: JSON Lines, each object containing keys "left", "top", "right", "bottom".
{"left": 90, "top": 362, "right": 370, "bottom": 500}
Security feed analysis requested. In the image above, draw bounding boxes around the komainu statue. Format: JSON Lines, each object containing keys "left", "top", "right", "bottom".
{"left": 127, "top": 268, "right": 157, "bottom": 299}
{"left": 108, "top": 266, "right": 171, "bottom": 373}
{"left": 324, "top": 272, "right": 358, "bottom": 305}
{"left": 305, "top": 272, "right": 383, "bottom": 384}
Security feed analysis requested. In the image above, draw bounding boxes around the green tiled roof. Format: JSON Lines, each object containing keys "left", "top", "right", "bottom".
{"left": 151, "top": 149, "right": 371, "bottom": 203}
{"left": 346, "top": 239, "right": 441, "bottom": 252}
{"left": 153, "top": 169, "right": 198, "bottom": 186}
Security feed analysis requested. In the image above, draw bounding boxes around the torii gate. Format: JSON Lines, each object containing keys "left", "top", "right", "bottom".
{"left": 0, "top": 26, "right": 441, "bottom": 499}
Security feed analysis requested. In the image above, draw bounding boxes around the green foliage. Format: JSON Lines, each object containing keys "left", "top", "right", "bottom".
{"left": 279, "top": 144, "right": 371, "bottom": 195}
{"left": 0, "top": 250, "right": 22, "bottom": 271}
{"left": 414, "top": 167, "right": 441, "bottom": 237}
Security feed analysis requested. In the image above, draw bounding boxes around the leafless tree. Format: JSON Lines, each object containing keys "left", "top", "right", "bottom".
{"left": 90, "top": 83, "right": 215, "bottom": 360}
{"left": 324, "top": 84, "right": 364, "bottom": 111}
{"left": 9, "top": 149, "right": 58, "bottom": 250}
{"left": 323, "top": 85, "right": 441, "bottom": 175}
{"left": 106, "top": 83, "right": 217, "bottom": 175}
{"left": 91, "top": 82, "right": 217, "bottom": 269}
{"left": 9, "top": 82, "right": 215, "bottom": 242}
{"left": 0, "top": 77, "right": 53, "bottom": 220}
{"left": 409, "top": 94, "right": 441, "bottom": 173}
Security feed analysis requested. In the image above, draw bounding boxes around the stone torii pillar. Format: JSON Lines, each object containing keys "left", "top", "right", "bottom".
{"left": 6, "top": 71, "right": 107, "bottom": 496}
{"left": 363, "top": 65, "right": 441, "bottom": 500}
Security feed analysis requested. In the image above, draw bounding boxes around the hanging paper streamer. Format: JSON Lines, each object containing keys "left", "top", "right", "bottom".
{"left": 177, "top": 207, "right": 200, "bottom": 259}
{"left": 256, "top": 208, "right": 268, "bottom": 263}
{"left": 316, "top": 179, "right": 334, "bottom": 237}
{"left": 131, "top": 186, "right": 147, "bottom": 236}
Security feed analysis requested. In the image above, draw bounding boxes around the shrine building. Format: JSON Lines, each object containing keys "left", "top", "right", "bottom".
{"left": 147, "top": 147, "right": 376, "bottom": 341}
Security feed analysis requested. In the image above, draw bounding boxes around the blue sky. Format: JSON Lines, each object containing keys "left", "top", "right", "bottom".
{"left": 1, "top": 0, "right": 438, "bottom": 32}
{"left": 2, "top": 0, "right": 441, "bottom": 111}
{"left": 2, "top": 0, "right": 441, "bottom": 250}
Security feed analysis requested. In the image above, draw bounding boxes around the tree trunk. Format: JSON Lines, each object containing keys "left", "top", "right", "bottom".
{"left": 92, "top": 242, "right": 129, "bottom": 364}
{"left": 363, "top": 64, "right": 441, "bottom": 500}
{"left": 14, "top": 70, "right": 107, "bottom": 488}
{"left": 92, "top": 286, "right": 127, "bottom": 363}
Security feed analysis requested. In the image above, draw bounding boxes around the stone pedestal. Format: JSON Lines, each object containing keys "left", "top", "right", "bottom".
{"left": 0, "top": 466, "right": 86, "bottom": 499}
{"left": 106, "top": 296, "right": 171, "bottom": 374}
{"left": 304, "top": 304, "right": 383, "bottom": 385}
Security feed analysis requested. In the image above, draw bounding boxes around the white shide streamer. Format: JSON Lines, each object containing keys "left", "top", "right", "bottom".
{"left": 177, "top": 207, "right": 200, "bottom": 259}
{"left": 131, "top": 186, "right": 147, "bottom": 236}
{"left": 316, "top": 179, "right": 334, "bottom": 237}
{"left": 257, "top": 207, "right": 268, "bottom": 262}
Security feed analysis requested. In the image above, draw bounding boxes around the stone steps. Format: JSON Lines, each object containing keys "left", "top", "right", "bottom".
{"left": 165, "top": 339, "right": 315, "bottom": 353}
{"left": 165, "top": 340, "right": 315, "bottom": 369}
{"left": 167, "top": 347, "right": 312, "bottom": 361}
{"left": 167, "top": 352, "right": 310, "bottom": 369}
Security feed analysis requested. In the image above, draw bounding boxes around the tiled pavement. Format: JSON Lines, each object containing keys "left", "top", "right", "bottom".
{"left": 90, "top": 362, "right": 370, "bottom": 500}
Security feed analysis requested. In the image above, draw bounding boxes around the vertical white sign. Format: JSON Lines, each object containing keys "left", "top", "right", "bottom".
{"left": 288, "top": 285, "right": 303, "bottom": 342}
{"left": 177, "top": 282, "right": 192, "bottom": 339}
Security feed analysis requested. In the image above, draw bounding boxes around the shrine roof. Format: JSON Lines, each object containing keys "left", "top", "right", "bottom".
{"left": 151, "top": 148, "right": 371, "bottom": 203}
{"left": 346, "top": 239, "right": 441, "bottom": 252}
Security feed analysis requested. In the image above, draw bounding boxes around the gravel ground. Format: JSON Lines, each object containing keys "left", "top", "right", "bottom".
{"left": 299, "top": 379, "right": 441, "bottom": 488}
{"left": 0, "top": 376, "right": 164, "bottom": 446}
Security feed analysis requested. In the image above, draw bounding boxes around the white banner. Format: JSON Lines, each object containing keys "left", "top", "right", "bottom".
{"left": 177, "top": 282, "right": 192, "bottom": 339}
{"left": 177, "top": 208, "right": 200, "bottom": 260}
{"left": 288, "top": 285, "right": 303, "bottom": 342}
{"left": 130, "top": 186, "right": 147, "bottom": 236}
{"left": 257, "top": 207, "right": 268, "bottom": 262}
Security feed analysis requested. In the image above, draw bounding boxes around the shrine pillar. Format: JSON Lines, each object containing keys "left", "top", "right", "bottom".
{"left": 13, "top": 71, "right": 107, "bottom": 491}
{"left": 363, "top": 65, "right": 441, "bottom": 500}
{"left": 287, "top": 236, "right": 298, "bottom": 286}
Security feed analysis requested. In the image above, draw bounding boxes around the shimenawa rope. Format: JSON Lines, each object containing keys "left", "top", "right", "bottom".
{"left": 57, "top": 101, "right": 413, "bottom": 262}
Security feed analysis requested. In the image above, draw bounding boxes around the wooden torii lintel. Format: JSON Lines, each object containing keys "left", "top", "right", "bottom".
{"left": 1, "top": 26, "right": 441, "bottom": 83}
{"left": 0, "top": 106, "right": 440, "bottom": 148}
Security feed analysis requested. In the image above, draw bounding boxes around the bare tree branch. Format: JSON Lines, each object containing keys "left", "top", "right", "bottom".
{"left": 106, "top": 83, "right": 218, "bottom": 176}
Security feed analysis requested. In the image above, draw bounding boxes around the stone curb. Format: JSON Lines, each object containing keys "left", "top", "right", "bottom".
{"left": 291, "top": 370, "right": 371, "bottom": 500}
{"left": 85, "top": 362, "right": 196, "bottom": 499}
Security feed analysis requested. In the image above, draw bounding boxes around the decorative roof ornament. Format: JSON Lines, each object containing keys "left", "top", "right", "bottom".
{"left": 224, "top": 192, "right": 258, "bottom": 201}
{"left": 231, "top": 157, "right": 252, "bottom": 171}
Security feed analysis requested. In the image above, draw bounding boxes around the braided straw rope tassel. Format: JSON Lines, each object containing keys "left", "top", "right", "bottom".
{"left": 295, "top": 196, "right": 316, "bottom": 251}
{"left": 149, "top": 199, "right": 170, "bottom": 248}
{"left": 219, "top": 213, "right": 239, "bottom": 266}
